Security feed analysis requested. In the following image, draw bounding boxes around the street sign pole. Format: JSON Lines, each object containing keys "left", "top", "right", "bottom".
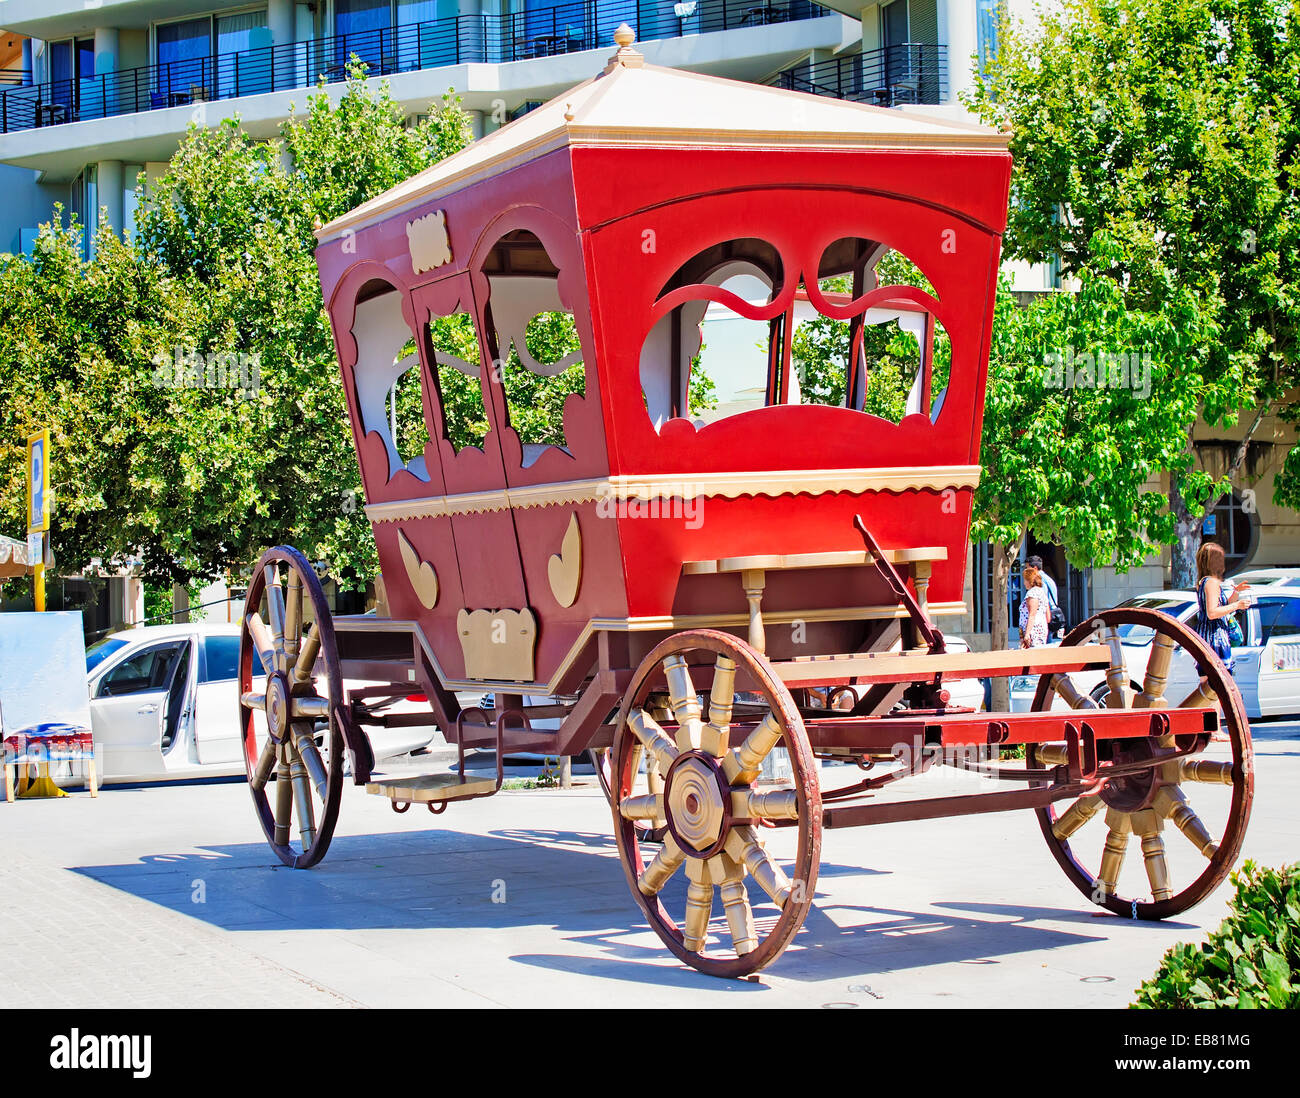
{"left": 26, "top": 430, "right": 50, "bottom": 612}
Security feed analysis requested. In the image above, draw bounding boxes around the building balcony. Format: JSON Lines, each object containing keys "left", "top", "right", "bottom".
{"left": 0, "top": 1, "right": 829, "bottom": 136}
{"left": 771, "top": 43, "right": 948, "bottom": 108}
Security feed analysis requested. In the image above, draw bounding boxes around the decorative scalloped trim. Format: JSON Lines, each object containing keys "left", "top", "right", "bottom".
{"left": 364, "top": 466, "right": 981, "bottom": 524}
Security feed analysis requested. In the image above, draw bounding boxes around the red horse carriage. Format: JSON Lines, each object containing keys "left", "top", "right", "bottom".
{"left": 237, "top": 28, "right": 1252, "bottom": 977}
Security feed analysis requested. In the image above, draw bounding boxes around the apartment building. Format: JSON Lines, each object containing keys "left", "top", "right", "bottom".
{"left": 2, "top": 0, "right": 1291, "bottom": 639}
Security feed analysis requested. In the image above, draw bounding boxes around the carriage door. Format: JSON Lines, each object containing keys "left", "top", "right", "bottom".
{"left": 411, "top": 270, "right": 531, "bottom": 675}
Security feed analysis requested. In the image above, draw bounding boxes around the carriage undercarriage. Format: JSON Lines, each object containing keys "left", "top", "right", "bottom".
{"left": 237, "top": 538, "right": 1253, "bottom": 979}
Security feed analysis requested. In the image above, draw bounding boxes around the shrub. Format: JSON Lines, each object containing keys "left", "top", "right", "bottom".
{"left": 1133, "top": 861, "right": 1299, "bottom": 1009}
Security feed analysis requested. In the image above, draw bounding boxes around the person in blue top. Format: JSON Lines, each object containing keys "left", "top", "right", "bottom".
{"left": 1194, "top": 541, "right": 1251, "bottom": 670}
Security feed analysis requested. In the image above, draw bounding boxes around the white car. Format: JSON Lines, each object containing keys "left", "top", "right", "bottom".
{"left": 1009, "top": 589, "right": 1300, "bottom": 719}
{"left": 80, "top": 623, "right": 436, "bottom": 784}
{"left": 1228, "top": 566, "right": 1300, "bottom": 590}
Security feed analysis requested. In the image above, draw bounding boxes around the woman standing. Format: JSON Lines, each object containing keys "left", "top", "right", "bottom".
{"left": 1019, "top": 564, "right": 1051, "bottom": 649}
{"left": 1194, "top": 542, "right": 1251, "bottom": 671}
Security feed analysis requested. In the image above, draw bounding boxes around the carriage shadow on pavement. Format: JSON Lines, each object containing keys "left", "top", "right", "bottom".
{"left": 71, "top": 825, "right": 1129, "bottom": 985}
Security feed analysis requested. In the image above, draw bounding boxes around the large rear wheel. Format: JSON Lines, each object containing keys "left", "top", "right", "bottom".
{"left": 611, "top": 629, "right": 821, "bottom": 978}
{"left": 1028, "top": 608, "right": 1253, "bottom": 919}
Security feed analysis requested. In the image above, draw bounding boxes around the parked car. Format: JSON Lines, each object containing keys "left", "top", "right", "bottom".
{"left": 74, "top": 623, "right": 437, "bottom": 785}
{"left": 1228, "top": 566, "right": 1300, "bottom": 589}
{"left": 1009, "top": 588, "right": 1300, "bottom": 719}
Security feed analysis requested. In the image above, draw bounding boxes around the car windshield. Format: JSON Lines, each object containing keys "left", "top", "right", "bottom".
{"left": 1115, "top": 599, "right": 1194, "bottom": 645}
{"left": 85, "top": 636, "right": 129, "bottom": 673}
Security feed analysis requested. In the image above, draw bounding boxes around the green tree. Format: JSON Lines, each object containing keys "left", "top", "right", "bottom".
{"left": 974, "top": 273, "right": 1211, "bottom": 700}
{"left": 972, "top": 0, "right": 1300, "bottom": 587}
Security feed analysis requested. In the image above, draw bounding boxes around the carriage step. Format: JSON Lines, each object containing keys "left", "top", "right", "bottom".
{"left": 366, "top": 771, "right": 498, "bottom": 804}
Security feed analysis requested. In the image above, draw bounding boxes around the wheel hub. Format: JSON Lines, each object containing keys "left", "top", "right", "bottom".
{"left": 1099, "top": 738, "right": 1161, "bottom": 812}
{"left": 266, "top": 673, "right": 291, "bottom": 744}
{"left": 664, "top": 751, "right": 729, "bottom": 857}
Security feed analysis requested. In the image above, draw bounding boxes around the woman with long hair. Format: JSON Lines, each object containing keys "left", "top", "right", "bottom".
{"left": 1194, "top": 541, "right": 1251, "bottom": 671}
{"left": 1018, "top": 564, "right": 1050, "bottom": 649}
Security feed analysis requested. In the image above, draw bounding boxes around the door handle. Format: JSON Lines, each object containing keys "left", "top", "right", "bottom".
{"left": 138, "top": 703, "right": 159, "bottom": 715}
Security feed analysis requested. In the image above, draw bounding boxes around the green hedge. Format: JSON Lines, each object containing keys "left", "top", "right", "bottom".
{"left": 1133, "top": 861, "right": 1299, "bottom": 1008}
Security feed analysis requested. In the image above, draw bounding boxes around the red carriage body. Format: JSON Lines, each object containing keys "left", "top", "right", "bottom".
{"left": 313, "top": 42, "right": 1010, "bottom": 695}
{"left": 236, "top": 31, "right": 1253, "bottom": 978}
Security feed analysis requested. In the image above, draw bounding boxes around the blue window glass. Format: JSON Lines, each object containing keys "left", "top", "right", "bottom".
{"left": 216, "top": 11, "right": 270, "bottom": 97}
{"left": 976, "top": 0, "right": 1003, "bottom": 78}
{"left": 336, "top": 0, "right": 391, "bottom": 72}
{"left": 157, "top": 17, "right": 213, "bottom": 99}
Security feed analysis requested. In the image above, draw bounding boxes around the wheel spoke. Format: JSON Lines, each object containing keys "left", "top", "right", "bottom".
{"left": 1153, "top": 785, "right": 1219, "bottom": 857}
{"left": 701, "top": 654, "right": 736, "bottom": 757}
{"left": 247, "top": 613, "right": 275, "bottom": 676}
{"left": 627, "top": 708, "right": 679, "bottom": 772}
{"left": 732, "top": 786, "right": 799, "bottom": 820}
{"left": 288, "top": 741, "right": 317, "bottom": 849}
{"left": 291, "top": 695, "right": 330, "bottom": 720}
{"left": 724, "top": 825, "right": 792, "bottom": 907}
{"left": 273, "top": 748, "right": 293, "bottom": 846}
{"left": 1050, "top": 793, "right": 1104, "bottom": 840}
{"left": 240, "top": 691, "right": 267, "bottom": 711}
{"left": 292, "top": 625, "right": 321, "bottom": 686}
{"left": 1133, "top": 811, "right": 1173, "bottom": 901}
{"left": 637, "top": 834, "right": 685, "bottom": 895}
{"left": 1050, "top": 673, "right": 1098, "bottom": 710}
{"left": 249, "top": 737, "right": 277, "bottom": 791}
{"left": 662, "top": 654, "right": 703, "bottom": 752}
{"left": 1134, "top": 632, "right": 1177, "bottom": 709}
{"left": 1035, "top": 742, "right": 1070, "bottom": 766}
{"left": 722, "top": 712, "right": 784, "bottom": 785}
{"left": 1178, "top": 680, "right": 1218, "bottom": 709}
{"left": 682, "top": 860, "right": 713, "bottom": 953}
{"left": 265, "top": 565, "right": 287, "bottom": 672}
{"left": 1180, "top": 758, "right": 1235, "bottom": 784}
{"left": 1103, "top": 627, "right": 1128, "bottom": 707}
{"left": 285, "top": 570, "right": 304, "bottom": 663}
{"left": 719, "top": 856, "right": 758, "bottom": 956}
{"left": 620, "top": 792, "right": 664, "bottom": 821}
{"left": 289, "top": 721, "right": 330, "bottom": 798}
{"left": 1096, "top": 807, "right": 1132, "bottom": 899}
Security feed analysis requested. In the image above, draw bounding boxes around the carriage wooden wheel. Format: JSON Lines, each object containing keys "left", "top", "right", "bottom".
{"left": 239, "top": 546, "right": 345, "bottom": 869}
{"left": 611, "top": 630, "right": 821, "bottom": 978}
{"left": 1028, "top": 608, "right": 1254, "bottom": 920}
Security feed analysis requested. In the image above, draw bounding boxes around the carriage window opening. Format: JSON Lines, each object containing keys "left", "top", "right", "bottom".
{"left": 483, "top": 230, "right": 587, "bottom": 467}
{"left": 386, "top": 339, "right": 430, "bottom": 470}
{"left": 351, "top": 285, "right": 431, "bottom": 483}
{"left": 790, "top": 247, "right": 948, "bottom": 424}
{"left": 426, "top": 311, "right": 490, "bottom": 452}
{"left": 641, "top": 268, "right": 774, "bottom": 430}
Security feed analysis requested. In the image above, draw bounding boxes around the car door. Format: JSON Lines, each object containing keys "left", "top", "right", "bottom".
{"left": 90, "top": 638, "right": 192, "bottom": 780}
{"left": 193, "top": 633, "right": 244, "bottom": 765}
{"left": 1250, "top": 595, "right": 1300, "bottom": 717}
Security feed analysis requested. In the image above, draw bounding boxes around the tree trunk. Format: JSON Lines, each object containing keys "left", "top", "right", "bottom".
{"left": 990, "top": 541, "right": 1013, "bottom": 711}
{"left": 1170, "top": 408, "right": 1269, "bottom": 589}
{"left": 171, "top": 582, "right": 190, "bottom": 624}
{"left": 1169, "top": 471, "right": 1202, "bottom": 591}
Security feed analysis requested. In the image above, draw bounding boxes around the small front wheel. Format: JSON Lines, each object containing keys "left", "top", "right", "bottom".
{"left": 239, "top": 546, "right": 344, "bottom": 869}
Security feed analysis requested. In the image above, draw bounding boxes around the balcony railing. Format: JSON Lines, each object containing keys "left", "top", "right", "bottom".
{"left": 0, "top": 0, "right": 827, "bottom": 135}
{"left": 771, "top": 44, "right": 947, "bottom": 108}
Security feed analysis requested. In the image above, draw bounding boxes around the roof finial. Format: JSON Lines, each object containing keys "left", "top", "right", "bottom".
{"left": 605, "top": 23, "right": 644, "bottom": 71}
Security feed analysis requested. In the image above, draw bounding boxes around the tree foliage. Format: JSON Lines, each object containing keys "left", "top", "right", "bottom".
{"left": 972, "top": 0, "right": 1300, "bottom": 586}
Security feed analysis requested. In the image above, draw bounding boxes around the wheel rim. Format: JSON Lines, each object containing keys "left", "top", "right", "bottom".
{"left": 611, "top": 629, "right": 821, "bottom": 977}
{"left": 1028, "top": 608, "right": 1253, "bottom": 919}
{"left": 239, "top": 546, "right": 344, "bottom": 869}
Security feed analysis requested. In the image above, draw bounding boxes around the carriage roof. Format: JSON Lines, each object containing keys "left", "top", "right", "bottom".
{"left": 316, "top": 34, "right": 1008, "bottom": 245}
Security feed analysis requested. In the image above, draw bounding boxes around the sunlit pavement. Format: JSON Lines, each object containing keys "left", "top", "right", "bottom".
{"left": 2, "top": 723, "right": 1296, "bottom": 1009}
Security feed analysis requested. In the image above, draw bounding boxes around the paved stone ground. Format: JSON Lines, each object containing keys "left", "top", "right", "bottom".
{"left": 1, "top": 723, "right": 1296, "bottom": 1008}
